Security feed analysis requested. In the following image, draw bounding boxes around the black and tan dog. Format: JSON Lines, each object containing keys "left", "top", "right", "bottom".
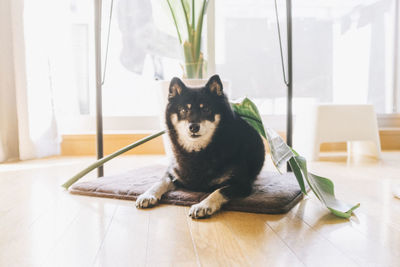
{"left": 136, "top": 75, "right": 265, "bottom": 218}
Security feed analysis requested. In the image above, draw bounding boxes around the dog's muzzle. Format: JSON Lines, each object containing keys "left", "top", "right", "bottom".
{"left": 189, "top": 123, "right": 200, "bottom": 134}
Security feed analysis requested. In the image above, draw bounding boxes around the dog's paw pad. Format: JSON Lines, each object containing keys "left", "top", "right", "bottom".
{"left": 135, "top": 194, "right": 158, "bottom": 208}
{"left": 188, "top": 203, "right": 216, "bottom": 219}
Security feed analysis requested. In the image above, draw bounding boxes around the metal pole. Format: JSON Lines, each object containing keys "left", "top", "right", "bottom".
{"left": 393, "top": 0, "right": 399, "bottom": 113}
{"left": 286, "top": 0, "right": 293, "bottom": 171}
{"left": 94, "top": 0, "right": 104, "bottom": 177}
{"left": 207, "top": 0, "right": 216, "bottom": 76}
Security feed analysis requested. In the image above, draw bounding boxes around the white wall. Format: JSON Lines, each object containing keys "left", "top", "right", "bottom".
{"left": 0, "top": 0, "right": 19, "bottom": 161}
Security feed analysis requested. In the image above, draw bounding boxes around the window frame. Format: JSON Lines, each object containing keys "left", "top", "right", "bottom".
{"left": 60, "top": 0, "right": 400, "bottom": 135}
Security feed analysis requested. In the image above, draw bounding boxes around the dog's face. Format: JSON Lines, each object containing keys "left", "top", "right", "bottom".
{"left": 166, "top": 75, "right": 225, "bottom": 152}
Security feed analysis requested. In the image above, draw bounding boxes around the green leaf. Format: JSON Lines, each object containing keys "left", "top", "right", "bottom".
{"left": 230, "top": 97, "right": 266, "bottom": 138}
{"left": 191, "top": 0, "right": 195, "bottom": 30}
{"left": 166, "top": 0, "right": 183, "bottom": 44}
{"left": 288, "top": 157, "right": 307, "bottom": 194}
{"left": 292, "top": 155, "right": 320, "bottom": 200}
{"left": 263, "top": 127, "right": 360, "bottom": 219}
{"left": 180, "top": 0, "right": 193, "bottom": 44}
{"left": 231, "top": 97, "right": 359, "bottom": 218}
{"left": 193, "top": 0, "right": 207, "bottom": 66}
{"left": 308, "top": 172, "right": 360, "bottom": 219}
{"left": 265, "top": 127, "right": 293, "bottom": 172}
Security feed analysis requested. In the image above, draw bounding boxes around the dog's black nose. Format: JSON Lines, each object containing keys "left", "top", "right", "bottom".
{"left": 189, "top": 123, "right": 200, "bottom": 133}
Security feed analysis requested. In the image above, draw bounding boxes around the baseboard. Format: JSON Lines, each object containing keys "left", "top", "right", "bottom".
{"left": 61, "top": 133, "right": 165, "bottom": 156}
{"left": 378, "top": 128, "right": 400, "bottom": 150}
{"left": 319, "top": 128, "right": 400, "bottom": 151}
{"left": 61, "top": 128, "right": 400, "bottom": 156}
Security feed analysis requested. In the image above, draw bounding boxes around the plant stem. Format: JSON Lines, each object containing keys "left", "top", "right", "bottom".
{"left": 192, "top": 0, "right": 195, "bottom": 31}
{"left": 180, "top": 0, "right": 192, "bottom": 43}
{"left": 166, "top": 0, "right": 182, "bottom": 44}
{"left": 183, "top": 41, "right": 195, "bottom": 78}
{"left": 62, "top": 130, "right": 166, "bottom": 189}
{"left": 194, "top": 0, "right": 206, "bottom": 60}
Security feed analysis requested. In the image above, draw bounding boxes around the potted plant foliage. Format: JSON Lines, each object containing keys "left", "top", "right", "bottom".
{"left": 167, "top": 0, "right": 208, "bottom": 79}
{"left": 156, "top": 0, "right": 221, "bottom": 90}
{"left": 156, "top": 0, "right": 212, "bottom": 104}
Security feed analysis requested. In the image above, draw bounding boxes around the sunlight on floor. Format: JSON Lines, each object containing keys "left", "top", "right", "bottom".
{"left": 0, "top": 153, "right": 400, "bottom": 267}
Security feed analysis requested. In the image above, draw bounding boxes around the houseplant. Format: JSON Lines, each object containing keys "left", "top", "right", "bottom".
{"left": 166, "top": 0, "right": 208, "bottom": 79}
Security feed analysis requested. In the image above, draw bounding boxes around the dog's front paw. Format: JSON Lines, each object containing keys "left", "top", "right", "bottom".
{"left": 189, "top": 202, "right": 218, "bottom": 219}
{"left": 135, "top": 194, "right": 159, "bottom": 208}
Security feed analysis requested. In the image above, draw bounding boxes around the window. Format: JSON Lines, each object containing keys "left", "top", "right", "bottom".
{"left": 57, "top": 0, "right": 400, "bottom": 133}
{"left": 58, "top": 0, "right": 185, "bottom": 133}
{"left": 214, "top": 0, "right": 400, "bottom": 129}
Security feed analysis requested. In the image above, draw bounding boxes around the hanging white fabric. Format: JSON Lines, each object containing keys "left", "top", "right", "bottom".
{"left": 0, "top": 0, "right": 77, "bottom": 162}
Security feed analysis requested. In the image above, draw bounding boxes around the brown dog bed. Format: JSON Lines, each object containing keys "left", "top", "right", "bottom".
{"left": 69, "top": 164, "right": 304, "bottom": 214}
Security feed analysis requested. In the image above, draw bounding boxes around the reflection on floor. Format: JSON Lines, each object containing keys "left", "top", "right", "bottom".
{"left": 0, "top": 152, "right": 399, "bottom": 267}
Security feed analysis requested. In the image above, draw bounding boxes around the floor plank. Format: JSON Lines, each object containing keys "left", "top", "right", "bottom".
{"left": 186, "top": 208, "right": 250, "bottom": 267}
{"left": 264, "top": 206, "right": 359, "bottom": 267}
{"left": 146, "top": 205, "right": 199, "bottom": 267}
{"left": 294, "top": 198, "right": 399, "bottom": 267}
{"left": 0, "top": 153, "right": 399, "bottom": 267}
{"left": 93, "top": 203, "right": 149, "bottom": 267}
{"left": 42, "top": 198, "right": 117, "bottom": 267}
{"left": 220, "top": 211, "right": 305, "bottom": 267}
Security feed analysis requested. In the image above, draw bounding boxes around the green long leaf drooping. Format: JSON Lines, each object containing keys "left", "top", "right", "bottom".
{"left": 231, "top": 97, "right": 360, "bottom": 219}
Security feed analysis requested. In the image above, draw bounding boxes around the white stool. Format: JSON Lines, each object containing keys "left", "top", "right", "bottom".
{"left": 294, "top": 104, "right": 381, "bottom": 161}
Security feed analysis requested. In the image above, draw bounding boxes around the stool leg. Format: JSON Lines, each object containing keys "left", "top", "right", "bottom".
{"left": 374, "top": 139, "right": 381, "bottom": 159}
{"left": 311, "top": 142, "right": 320, "bottom": 161}
{"left": 347, "top": 141, "right": 353, "bottom": 159}
{"left": 373, "top": 133, "right": 382, "bottom": 159}
{"left": 348, "top": 140, "right": 381, "bottom": 159}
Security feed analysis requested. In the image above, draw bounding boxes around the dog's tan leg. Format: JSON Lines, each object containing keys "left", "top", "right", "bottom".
{"left": 136, "top": 176, "right": 175, "bottom": 208}
{"left": 188, "top": 188, "right": 228, "bottom": 219}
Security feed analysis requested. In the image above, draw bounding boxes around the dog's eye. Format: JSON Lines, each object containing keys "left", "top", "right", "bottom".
{"left": 202, "top": 106, "right": 210, "bottom": 113}
{"left": 179, "top": 106, "right": 187, "bottom": 115}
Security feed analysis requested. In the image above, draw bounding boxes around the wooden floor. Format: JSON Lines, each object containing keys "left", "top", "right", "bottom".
{"left": 1, "top": 152, "right": 400, "bottom": 267}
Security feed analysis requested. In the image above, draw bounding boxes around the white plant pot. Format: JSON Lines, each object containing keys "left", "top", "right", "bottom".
{"left": 156, "top": 79, "right": 230, "bottom": 157}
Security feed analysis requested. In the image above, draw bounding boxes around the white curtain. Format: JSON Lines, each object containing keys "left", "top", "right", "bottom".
{"left": 0, "top": 0, "right": 75, "bottom": 162}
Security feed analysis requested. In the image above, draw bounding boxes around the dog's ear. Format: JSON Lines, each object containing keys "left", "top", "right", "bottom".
{"left": 205, "top": 75, "right": 223, "bottom": 96}
{"left": 168, "top": 77, "right": 185, "bottom": 99}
